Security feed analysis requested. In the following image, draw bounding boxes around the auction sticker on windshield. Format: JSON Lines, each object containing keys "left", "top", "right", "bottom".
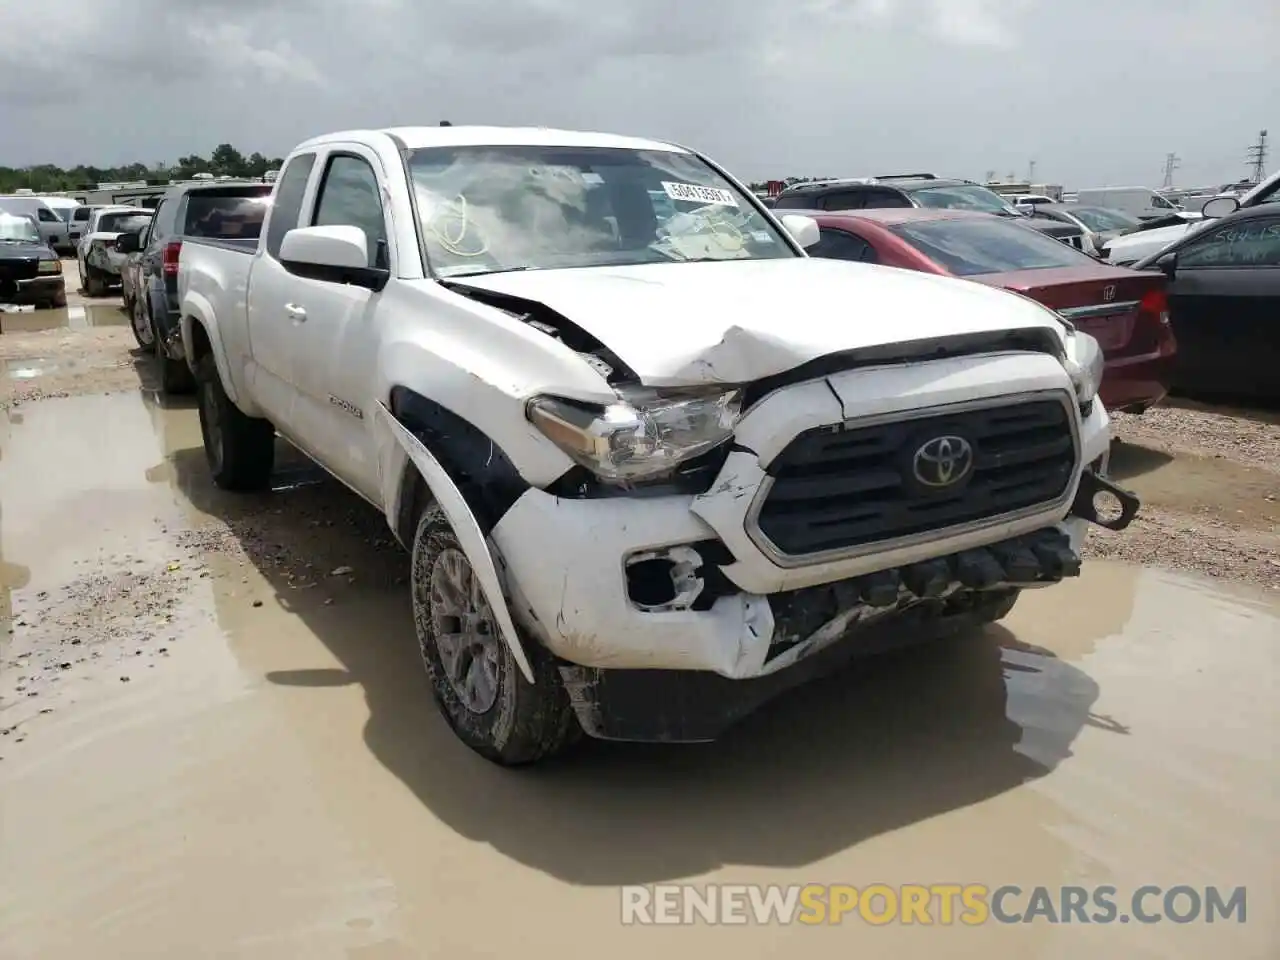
{"left": 662, "top": 181, "right": 738, "bottom": 207}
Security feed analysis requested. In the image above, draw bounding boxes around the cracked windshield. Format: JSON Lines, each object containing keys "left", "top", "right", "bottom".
{"left": 409, "top": 145, "right": 795, "bottom": 276}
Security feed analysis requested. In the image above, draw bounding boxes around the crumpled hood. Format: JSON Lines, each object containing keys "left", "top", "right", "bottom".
{"left": 452, "top": 257, "right": 1068, "bottom": 385}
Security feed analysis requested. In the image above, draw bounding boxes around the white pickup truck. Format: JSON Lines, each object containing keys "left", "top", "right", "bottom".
{"left": 176, "top": 125, "right": 1138, "bottom": 765}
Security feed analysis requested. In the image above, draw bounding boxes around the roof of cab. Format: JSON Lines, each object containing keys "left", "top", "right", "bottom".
{"left": 292, "top": 126, "right": 687, "bottom": 154}
{"left": 805, "top": 207, "right": 1001, "bottom": 226}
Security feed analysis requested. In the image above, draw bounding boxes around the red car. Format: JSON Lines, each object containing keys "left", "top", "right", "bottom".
{"left": 803, "top": 208, "right": 1177, "bottom": 413}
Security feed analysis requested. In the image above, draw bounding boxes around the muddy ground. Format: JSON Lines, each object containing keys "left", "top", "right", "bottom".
{"left": 1, "top": 265, "right": 1276, "bottom": 959}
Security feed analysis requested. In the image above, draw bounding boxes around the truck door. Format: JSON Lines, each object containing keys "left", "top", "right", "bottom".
{"left": 242, "top": 152, "right": 319, "bottom": 427}
{"left": 275, "top": 146, "right": 391, "bottom": 500}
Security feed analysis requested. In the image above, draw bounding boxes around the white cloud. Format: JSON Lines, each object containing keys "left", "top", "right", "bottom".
{"left": 0, "top": 0, "right": 1275, "bottom": 188}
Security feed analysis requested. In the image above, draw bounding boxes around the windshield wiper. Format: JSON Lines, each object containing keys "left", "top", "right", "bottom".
{"left": 442, "top": 266, "right": 535, "bottom": 278}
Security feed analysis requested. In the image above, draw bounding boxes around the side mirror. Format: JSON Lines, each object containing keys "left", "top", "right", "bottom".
{"left": 780, "top": 214, "right": 821, "bottom": 249}
{"left": 1201, "top": 196, "right": 1239, "bottom": 219}
{"left": 279, "top": 225, "right": 389, "bottom": 291}
{"left": 115, "top": 231, "right": 141, "bottom": 254}
{"left": 1156, "top": 253, "right": 1177, "bottom": 280}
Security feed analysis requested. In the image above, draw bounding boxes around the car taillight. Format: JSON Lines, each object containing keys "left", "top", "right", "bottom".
{"left": 1129, "top": 287, "right": 1175, "bottom": 355}
{"left": 1138, "top": 288, "right": 1169, "bottom": 325}
{"left": 162, "top": 240, "right": 183, "bottom": 276}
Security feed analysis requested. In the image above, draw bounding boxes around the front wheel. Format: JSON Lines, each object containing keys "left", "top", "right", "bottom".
{"left": 412, "top": 504, "right": 580, "bottom": 765}
{"left": 195, "top": 354, "right": 275, "bottom": 491}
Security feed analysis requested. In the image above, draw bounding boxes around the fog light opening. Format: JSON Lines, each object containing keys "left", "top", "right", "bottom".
{"left": 625, "top": 546, "right": 705, "bottom": 612}
{"left": 1092, "top": 490, "right": 1124, "bottom": 526}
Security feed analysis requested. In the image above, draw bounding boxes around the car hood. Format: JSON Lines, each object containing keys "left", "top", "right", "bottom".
{"left": 0, "top": 240, "right": 54, "bottom": 260}
{"left": 449, "top": 257, "right": 1068, "bottom": 386}
{"left": 1103, "top": 222, "right": 1203, "bottom": 262}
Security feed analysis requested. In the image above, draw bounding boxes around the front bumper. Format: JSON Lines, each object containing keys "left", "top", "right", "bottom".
{"left": 491, "top": 352, "right": 1120, "bottom": 683}
{"left": 1, "top": 275, "right": 65, "bottom": 305}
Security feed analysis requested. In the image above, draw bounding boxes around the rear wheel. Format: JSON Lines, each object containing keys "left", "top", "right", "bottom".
{"left": 412, "top": 504, "right": 580, "bottom": 765}
{"left": 131, "top": 294, "right": 155, "bottom": 350}
{"left": 83, "top": 265, "right": 104, "bottom": 297}
{"left": 195, "top": 354, "right": 275, "bottom": 491}
{"left": 150, "top": 309, "right": 193, "bottom": 393}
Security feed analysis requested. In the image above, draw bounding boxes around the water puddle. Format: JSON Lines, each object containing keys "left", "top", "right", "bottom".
{"left": 0, "top": 390, "right": 1275, "bottom": 959}
{"left": 0, "top": 302, "right": 129, "bottom": 335}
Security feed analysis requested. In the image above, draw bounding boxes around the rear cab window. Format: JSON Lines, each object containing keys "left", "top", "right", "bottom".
{"left": 890, "top": 217, "right": 1096, "bottom": 276}
{"left": 182, "top": 187, "right": 274, "bottom": 240}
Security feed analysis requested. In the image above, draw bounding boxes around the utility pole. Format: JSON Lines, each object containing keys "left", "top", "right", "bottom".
{"left": 1161, "top": 153, "right": 1180, "bottom": 190}
{"left": 1246, "top": 130, "right": 1268, "bottom": 182}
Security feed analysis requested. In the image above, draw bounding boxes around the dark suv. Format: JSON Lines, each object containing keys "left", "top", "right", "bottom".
{"left": 117, "top": 181, "right": 272, "bottom": 391}
{"left": 774, "top": 174, "right": 1088, "bottom": 250}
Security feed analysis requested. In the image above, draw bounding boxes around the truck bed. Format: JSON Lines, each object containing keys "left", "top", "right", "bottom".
{"left": 186, "top": 236, "right": 259, "bottom": 254}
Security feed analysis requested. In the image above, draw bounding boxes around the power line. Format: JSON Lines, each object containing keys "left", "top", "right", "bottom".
{"left": 1246, "top": 130, "right": 1268, "bottom": 182}
{"left": 1161, "top": 153, "right": 1180, "bottom": 190}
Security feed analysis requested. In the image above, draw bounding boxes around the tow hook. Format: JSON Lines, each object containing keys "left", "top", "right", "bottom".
{"left": 1072, "top": 469, "right": 1141, "bottom": 532}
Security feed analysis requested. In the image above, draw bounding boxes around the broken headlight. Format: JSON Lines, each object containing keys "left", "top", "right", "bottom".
{"left": 1063, "top": 329, "right": 1104, "bottom": 406}
{"left": 527, "top": 388, "right": 742, "bottom": 484}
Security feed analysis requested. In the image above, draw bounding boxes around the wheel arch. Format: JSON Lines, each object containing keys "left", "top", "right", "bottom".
{"left": 372, "top": 393, "right": 537, "bottom": 684}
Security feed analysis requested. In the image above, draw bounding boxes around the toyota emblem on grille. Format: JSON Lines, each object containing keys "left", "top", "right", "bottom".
{"left": 912, "top": 435, "right": 974, "bottom": 488}
{"left": 1102, "top": 284, "right": 1117, "bottom": 302}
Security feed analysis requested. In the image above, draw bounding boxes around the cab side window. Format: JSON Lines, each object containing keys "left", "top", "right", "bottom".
{"left": 311, "top": 155, "right": 388, "bottom": 269}
{"left": 809, "top": 228, "right": 879, "bottom": 263}
{"left": 37, "top": 207, "right": 58, "bottom": 222}
{"left": 1179, "top": 217, "right": 1280, "bottom": 268}
{"left": 265, "top": 152, "right": 317, "bottom": 259}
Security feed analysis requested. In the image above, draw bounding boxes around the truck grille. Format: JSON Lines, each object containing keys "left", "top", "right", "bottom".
{"left": 0, "top": 257, "right": 40, "bottom": 282}
{"left": 754, "top": 396, "right": 1078, "bottom": 558}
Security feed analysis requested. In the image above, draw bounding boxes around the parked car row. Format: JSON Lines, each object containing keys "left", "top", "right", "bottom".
{"left": 115, "top": 179, "right": 273, "bottom": 389}
{"left": 77, "top": 206, "right": 154, "bottom": 296}
{"left": 796, "top": 207, "right": 1177, "bottom": 412}
{"left": 1100, "top": 169, "right": 1280, "bottom": 265}
{"left": 158, "top": 123, "right": 1140, "bottom": 764}
{"left": 772, "top": 174, "right": 1095, "bottom": 252}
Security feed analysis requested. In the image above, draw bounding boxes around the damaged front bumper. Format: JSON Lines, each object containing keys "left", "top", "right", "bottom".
{"left": 487, "top": 354, "right": 1137, "bottom": 741}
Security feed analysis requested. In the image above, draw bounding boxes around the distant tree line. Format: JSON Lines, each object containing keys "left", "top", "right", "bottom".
{"left": 0, "top": 144, "right": 285, "bottom": 194}
{"left": 2, "top": 145, "right": 826, "bottom": 196}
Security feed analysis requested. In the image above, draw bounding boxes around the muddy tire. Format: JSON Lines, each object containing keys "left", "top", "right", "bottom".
{"left": 130, "top": 294, "right": 155, "bottom": 351}
{"left": 83, "top": 266, "right": 104, "bottom": 298}
{"left": 412, "top": 504, "right": 579, "bottom": 765}
{"left": 154, "top": 316, "right": 195, "bottom": 395}
{"left": 51, "top": 288, "right": 67, "bottom": 309}
{"left": 195, "top": 354, "right": 275, "bottom": 491}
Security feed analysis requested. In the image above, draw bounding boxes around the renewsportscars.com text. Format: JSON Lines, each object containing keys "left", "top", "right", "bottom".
{"left": 620, "top": 884, "right": 1248, "bottom": 926}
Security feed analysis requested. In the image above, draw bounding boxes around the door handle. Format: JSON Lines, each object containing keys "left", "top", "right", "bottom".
{"left": 285, "top": 303, "right": 307, "bottom": 322}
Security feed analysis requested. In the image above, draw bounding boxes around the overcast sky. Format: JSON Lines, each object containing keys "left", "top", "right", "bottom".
{"left": 1, "top": 0, "right": 1276, "bottom": 188}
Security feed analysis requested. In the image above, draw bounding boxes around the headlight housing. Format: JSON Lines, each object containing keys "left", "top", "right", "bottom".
{"left": 527, "top": 387, "right": 742, "bottom": 484}
{"left": 38, "top": 259, "right": 61, "bottom": 274}
{"left": 1064, "top": 329, "right": 1104, "bottom": 406}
